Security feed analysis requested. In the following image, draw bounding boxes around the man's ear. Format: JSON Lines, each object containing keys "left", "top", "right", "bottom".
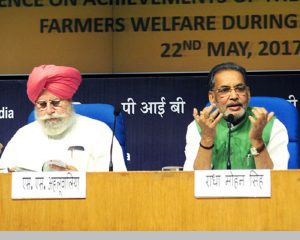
{"left": 209, "top": 91, "right": 215, "bottom": 105}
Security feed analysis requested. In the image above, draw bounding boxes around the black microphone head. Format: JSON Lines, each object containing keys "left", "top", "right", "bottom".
{"left": 227, "top": 114, "right": 234, "bottom": 123}
{"left": 226, "top": 114, "right": 234, "bottom": 128}
{"left": 113, "top": 104, "right": 122, "bottom": 116}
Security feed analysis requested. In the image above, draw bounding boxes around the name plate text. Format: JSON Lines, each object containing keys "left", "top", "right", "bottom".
{"left": 12, "top": 171, "right": 86, "bottom": 199}
{"left": 194, "top": 169, "right": 271, "bottom": 198}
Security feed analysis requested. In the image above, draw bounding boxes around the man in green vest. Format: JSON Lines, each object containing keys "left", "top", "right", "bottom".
{"left": 184, "top": 62, "right": 289, "bottom": 170}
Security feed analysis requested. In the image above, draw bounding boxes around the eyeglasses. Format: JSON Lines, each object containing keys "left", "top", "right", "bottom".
{"left": 35, "top": 99, "right": 63, "bottom": 110}
{"left": 213, "top": 84, "right": 248, "bottom": 97}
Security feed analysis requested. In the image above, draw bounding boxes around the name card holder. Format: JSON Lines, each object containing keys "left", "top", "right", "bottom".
{"left": 194, "top": 169, "right": 271, "bottom": 198}
{"left": 12, "top": 171, "right": 86, "bottom": 199}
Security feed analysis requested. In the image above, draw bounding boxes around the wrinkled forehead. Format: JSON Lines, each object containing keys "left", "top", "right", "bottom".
{"left": 214, "top": 70, "right": 246, "bottom": 88}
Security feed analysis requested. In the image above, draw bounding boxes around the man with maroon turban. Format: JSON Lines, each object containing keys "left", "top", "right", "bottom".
{"left": 0, "top": 65, "right": 127, "bottom": 172}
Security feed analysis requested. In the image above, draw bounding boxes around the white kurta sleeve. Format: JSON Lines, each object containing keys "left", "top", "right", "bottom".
{"left": 0, "top": 129, "right": 25, "bottom": 170}
{"left": 267, "top": 119, "right": 289, "bottom": 170}
{"left": 183, "top": 121, "right": 201, "bottom": 171}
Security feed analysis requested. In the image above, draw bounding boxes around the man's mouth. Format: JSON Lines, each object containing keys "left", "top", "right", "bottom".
{"left": 45, "top": 117, "right": 60, "bottom": 122}
{"left": 227, "top": 103, "right": 243, "bottom": 111}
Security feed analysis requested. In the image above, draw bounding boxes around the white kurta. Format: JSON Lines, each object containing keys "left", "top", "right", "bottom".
{"left": 183, "top": 119, "right": 289, "bottom": 170}
{"left": 0, "top": 114, "right": 127, "bottom": 172}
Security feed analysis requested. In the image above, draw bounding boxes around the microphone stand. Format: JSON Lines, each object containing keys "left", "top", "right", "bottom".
{"left": 109, "top": 105, "right": 121, "bottom": 172}
{"left": 227, "top": 114, "right": 234, "bottom": 170}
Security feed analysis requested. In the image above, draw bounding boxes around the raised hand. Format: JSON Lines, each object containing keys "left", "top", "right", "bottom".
{"left": 249, "top": 107, "right": 274, "bottom": 142}
{"left": 193, "top": 104, "right": 223, "bottom": 146}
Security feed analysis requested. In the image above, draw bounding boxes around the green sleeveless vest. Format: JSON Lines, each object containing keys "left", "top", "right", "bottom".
{"left": 196, "top": 107, "right": 275, "bottom": 169}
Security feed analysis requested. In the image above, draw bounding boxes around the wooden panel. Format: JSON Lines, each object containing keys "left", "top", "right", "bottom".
{"left": 0, "top": 171, "right": 300, "bottom": 230}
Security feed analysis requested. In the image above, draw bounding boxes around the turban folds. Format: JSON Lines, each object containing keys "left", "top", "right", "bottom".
{"left": 27, "top": 65, "right": 82, "bottom": 103}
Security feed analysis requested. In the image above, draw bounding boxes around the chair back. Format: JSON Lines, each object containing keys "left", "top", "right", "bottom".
{"left": 27, "top": 103, "right": 127, "bottom": 161}
{"left": 250, "top": 96, "right": 299, "bottom": 169}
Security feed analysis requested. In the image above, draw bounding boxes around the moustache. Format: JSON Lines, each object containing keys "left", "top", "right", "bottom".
{"left": 39, "top": 113, "right": 67, "bottom": 121}
{"left": 226, "top": 103, "right": 243, "bottom": 108}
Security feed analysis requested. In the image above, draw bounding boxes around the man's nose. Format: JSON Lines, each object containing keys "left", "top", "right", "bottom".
{"left": 229, "top": 88, "right": 239, "bottom": 99}
{"left": 45, "top": 103, "right": 55, "bottom": 114}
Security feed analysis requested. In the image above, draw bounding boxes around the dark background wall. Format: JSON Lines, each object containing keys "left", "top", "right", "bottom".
{"left": 1, "top": 72, "right": 299, "bottom": 170}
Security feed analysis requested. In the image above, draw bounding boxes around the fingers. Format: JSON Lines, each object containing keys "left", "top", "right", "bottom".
{"left": 252, "top": 107, "right": 267, "bottom": 117}
{"left": 203, "top": 104, "right": 216, "bottom": 118}
{"left": 66, "top": 164, "right": 78, "bottom": 171}
{"left": 267, "top": 112, "right": 274, "bottom": 122}
{"left": 210, "top": 112, "right": 223, "bottom": 127}
{"left": 251, "top": 107, "right": 275, "bottom": 122}
{"left": 48, "top": 164, "right": 66, "bottom": 171}
{"left": 193, "top": 108, "right": 199, "bottom": 118}
{"left": 198, "top": 104, "right": 216, "bottom": 119}
{"left": 210, "top": 107, "right": 220, "bottom": 120}
{"left": 248, "top": 115, "right": 255, "bottom": 124}
{"left": 193, "top": 105, "right": 214, "bottom": 120}
{"left": 249, "top": 107, "right": 275, "bottom": 139}
{"left": 193, "top": 104, "right": 223, "bottom": 127}
{"left": 48, "top": 164, "right": 78, "bottom": 171}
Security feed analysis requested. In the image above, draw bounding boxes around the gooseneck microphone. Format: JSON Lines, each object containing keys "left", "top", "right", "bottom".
{"left": 227, "top": 114, "right": 234, "bottom": 170}
{"left": 109, "top": 104, "right": 121, "bottom": 172}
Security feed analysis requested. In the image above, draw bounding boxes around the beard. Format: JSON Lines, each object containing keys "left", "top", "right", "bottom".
{"left": 223, "top": 108, "right": 246, "bottom": 123}
{"left": 35, "top": 106, "right": 76, "bottom": 138}
{"left": 216, "top": 101, "right": 248, "bottom": 124}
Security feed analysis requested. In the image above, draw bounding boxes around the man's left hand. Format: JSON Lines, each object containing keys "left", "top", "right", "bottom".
{"left": 249, "top": 107, "right": 274, "bottom": 144}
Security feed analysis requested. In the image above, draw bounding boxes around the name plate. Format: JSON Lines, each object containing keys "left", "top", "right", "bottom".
{"left": 194, "top": 169, "right": 271, "bottom": 198}
{"left": 12, "top": 171, "right": 86, "bottom": 199}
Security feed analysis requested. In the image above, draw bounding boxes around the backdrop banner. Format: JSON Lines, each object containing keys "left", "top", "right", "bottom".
{"left": 0, "top": 1, "right": 299, "bottom": 74}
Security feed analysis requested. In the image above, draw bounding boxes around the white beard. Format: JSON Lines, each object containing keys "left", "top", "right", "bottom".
{"left": 223, "top": 108, "right": 246, "bottom": 122}
{"left": 35, "top": 107, "right": 76, "bottom": 138}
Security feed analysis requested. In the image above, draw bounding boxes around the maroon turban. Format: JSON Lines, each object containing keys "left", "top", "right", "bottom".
{"left": 27, "top": 64, "right": 82, "bottom": 103}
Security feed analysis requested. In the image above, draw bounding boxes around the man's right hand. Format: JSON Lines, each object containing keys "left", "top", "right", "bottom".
{"left": 47, "top": 163, "right": 78, "bottom": 171}
{"left": 42, "top": 160, "right": 78, "bottom": 171}
{"left": 193, "top": 104, "right": 223, "bottom": 146}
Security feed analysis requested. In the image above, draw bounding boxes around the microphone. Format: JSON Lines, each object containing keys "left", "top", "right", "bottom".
{"left": 226, "top": 114, "right": 234, "bottom": 170}
{"left": 109, "top": 104, "right": 122, "bottom": 172}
